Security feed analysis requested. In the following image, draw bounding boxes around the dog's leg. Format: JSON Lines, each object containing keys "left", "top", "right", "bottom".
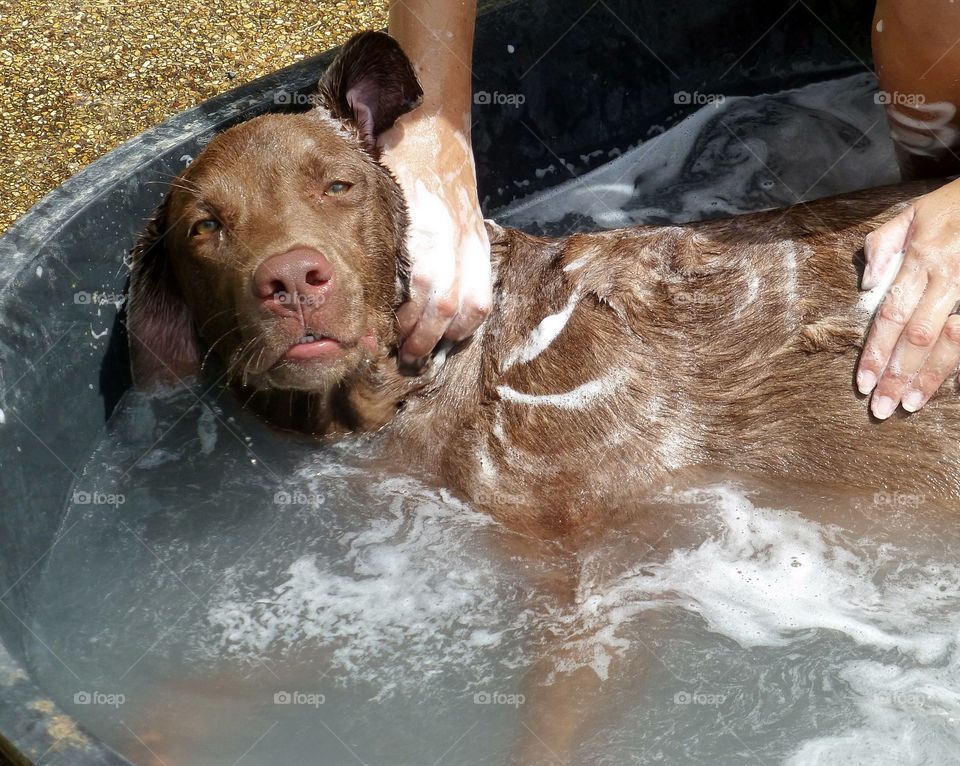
{"left": 491, "top": 530, "right": 621, "bottom": 766}
{"left": 506, "top": 648, "right": 609, "bottom": 765}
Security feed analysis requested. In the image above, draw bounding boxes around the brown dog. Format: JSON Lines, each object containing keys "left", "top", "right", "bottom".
{"left": 127, "top": 31, "right": 960, "bottom": 538}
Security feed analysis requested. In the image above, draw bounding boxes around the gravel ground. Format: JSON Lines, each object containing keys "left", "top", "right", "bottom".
{"left": 0, "top": 0, "right": 388, "bottom": 233}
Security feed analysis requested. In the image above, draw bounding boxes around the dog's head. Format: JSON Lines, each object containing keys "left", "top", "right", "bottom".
{"left": 127, "top": 32, "right": 423, "bottom": 397}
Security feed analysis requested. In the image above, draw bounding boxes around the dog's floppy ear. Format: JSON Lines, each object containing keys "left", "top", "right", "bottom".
{"left": 126, "top": 197, "right": 201, "bottom": 389}
{"left": 316, "top": 30, "right": 424, "bottom": 150}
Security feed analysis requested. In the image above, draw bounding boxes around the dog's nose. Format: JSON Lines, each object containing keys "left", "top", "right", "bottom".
{"left": 253, "top": 247, "right": 333, "bottom": 313}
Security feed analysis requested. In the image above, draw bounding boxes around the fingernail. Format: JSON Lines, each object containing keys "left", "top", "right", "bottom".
{"left": 857, "top": 370, "right": 877, "bottom": 395}
{"left": 901, "top": 390, "right": 924, "bottom": 412}
{"left": 861, "top": 265, "right": 877, "bottom": 290}
{"left": 871, "top": 395, "right": 897, "bottom": 420}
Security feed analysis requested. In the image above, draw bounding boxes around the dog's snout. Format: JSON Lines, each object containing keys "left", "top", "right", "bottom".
{"left": 254, "top": 248, "right": 334, "bottom": 312}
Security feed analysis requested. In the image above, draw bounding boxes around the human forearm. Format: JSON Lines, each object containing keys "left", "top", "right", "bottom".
{"left": 873, "top": 0, "right": 960, "bottom": 177}
{"left": 382, "top": 0, "right": 491, "bottom": 368}
{"left": 389, "top": 0, "right": 477, "bottom": 123}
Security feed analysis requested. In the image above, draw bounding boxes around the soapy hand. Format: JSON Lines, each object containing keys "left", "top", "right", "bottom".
{"left": 379, "top": 111, "right": 492, "bottom": 371}
{"left": 857, "top": 178, "right": 960, "bottom": 418}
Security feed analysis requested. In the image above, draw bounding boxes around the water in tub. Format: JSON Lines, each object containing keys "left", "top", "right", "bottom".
{"left": 24, "top": 73, "right": 960, "bottom": 765}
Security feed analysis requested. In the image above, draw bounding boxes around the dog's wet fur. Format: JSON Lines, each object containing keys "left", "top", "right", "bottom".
{"left": 127, "top": 31, "right": 960, "bottom": 537}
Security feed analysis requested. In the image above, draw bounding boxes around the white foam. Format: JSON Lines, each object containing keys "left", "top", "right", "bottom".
{"left": 785, "top": 654, "right": 960, "bottom": 764}
{"left": 534, "top": 163, "right": 556, "bottom": 179}
{"left": 497, "top": 367, "right": 628, "bottom": 409}
{"left": 501, "top": 289, "right": 580, "bottom": 371}
{"left": 205, "top": 476, "right": 542, "bottom": 698}
{"left": 782, "top": 241, "right": 800, "bottom": 306}
{"left": 404, "top": 179, "right": 458, "bottom": 297}
{"left": 887, "top": 101, "right": 960, "bottom": 157}
{"left": 474, "top": 437, "right": 497, "bottom": 482}
{"left": 656, "top": 419, "right": 698, "bottom": 471}
{"left": 197, "top": 404, "right": 218, "bottom": 455}
{"left": 562, "top": 253, "right": 592, "bottom": 272}
{"left": 559, "top": 485, "right": 959, "bottom": 685}
{"left": 859, "top": 246, "right": 905, "bottom": 313}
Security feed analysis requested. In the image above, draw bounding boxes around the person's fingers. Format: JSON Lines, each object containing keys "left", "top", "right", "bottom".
{"left": 398, "top": 283, "right": 460, "bottom": 369}
{"left": 444, "top": 226, "right": 492, "bottom": 341}
{"left": 857, "top": 260, "right": 927, "bottom": 417}
{"left": 395, "top": 298, "right": 423, "bottom": 340}
{"left": 444, "top": 285, "right": 491, "bottom": 342}
{"left": 871, "top": 275, "right": 959, "bottom": 415}
{"left": 900, "top": 313, "right": 960, "bottom": 411}
{"left": 862, "top": 205, "right": 915, "bottom": 290}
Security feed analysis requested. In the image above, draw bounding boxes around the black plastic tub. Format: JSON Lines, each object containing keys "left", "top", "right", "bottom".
{"left": 0, "top": 1, "right": 875, "bottom": 762}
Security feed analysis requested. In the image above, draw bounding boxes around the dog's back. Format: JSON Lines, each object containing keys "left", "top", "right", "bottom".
{"left": 391, "top": 181, "right": 960, "bottom": 532}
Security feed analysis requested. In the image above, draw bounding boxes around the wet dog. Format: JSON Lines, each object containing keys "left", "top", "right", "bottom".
{"left": 127, "top": 31, "right": 960, "bottom": 537}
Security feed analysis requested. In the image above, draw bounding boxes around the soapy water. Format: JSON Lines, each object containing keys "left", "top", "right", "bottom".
{"left": 499, "top": 72, "right": 899, "bottom": 233}
{"left": 24, "top": 74, "right": 960, "bottom": 764}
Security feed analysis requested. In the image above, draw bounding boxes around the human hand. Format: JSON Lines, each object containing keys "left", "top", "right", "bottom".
{"left": 378, "top": 110, "right": 492, "bottom": 371}
{"left": 857, "top": 178, "right": 960, "bottom": 418}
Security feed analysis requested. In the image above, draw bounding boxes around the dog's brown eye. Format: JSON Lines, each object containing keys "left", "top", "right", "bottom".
{"left": 325, "top": 181, "right": 353, "bottom": 196}
{"left": 191, "top": 219, "right": 220, "bottom": 236}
